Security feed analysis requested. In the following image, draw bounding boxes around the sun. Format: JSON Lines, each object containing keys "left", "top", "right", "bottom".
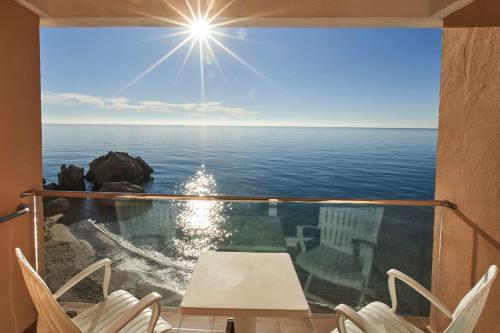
{"left": 119, "top": 0, "right": 274, "bottom": 104}
{"left": 190, "top": 18, "right": 212, "bottom": 40}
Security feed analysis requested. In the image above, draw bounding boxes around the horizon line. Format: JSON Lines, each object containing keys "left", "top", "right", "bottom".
{"left": 42, "top": 122, "right": 437, "bottom": 130}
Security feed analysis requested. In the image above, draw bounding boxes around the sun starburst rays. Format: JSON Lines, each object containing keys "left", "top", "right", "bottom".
{"left": 174, "top": 38, "right": 198, "bottom": 84}
{"left": 118, "top": 35, "right": 194, "bottom": 95}
{"left": 119, "top": 0, "right": 276, "bottom": 106}
{"left": 198, "top": 37, "right": 205, "bottom": 105}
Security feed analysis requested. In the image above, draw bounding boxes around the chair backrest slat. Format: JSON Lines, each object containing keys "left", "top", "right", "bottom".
{"left": 318, "top": 206, "right": 384, "bottom": 254}
{"left": 445, "top": 265, "right": 497, "bottom": 333}
{"left": 15, "top": 248, "right": 80, "bottom": 333}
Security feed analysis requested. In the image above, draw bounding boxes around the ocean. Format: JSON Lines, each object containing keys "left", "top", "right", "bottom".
{"left": 42, "top": 124, "right": 438, "bottom": 313}
{"left": 42, "top": 125, "right": 437, "bottom": 198}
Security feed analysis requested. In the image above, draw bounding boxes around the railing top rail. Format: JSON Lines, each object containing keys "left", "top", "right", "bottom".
{"left": 21, "top": 189, "right": 456, "bottom": 208}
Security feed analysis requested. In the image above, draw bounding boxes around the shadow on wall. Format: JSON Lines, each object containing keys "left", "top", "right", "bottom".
{"left": 450, "top": 208, "right": 500, "bottom": 286}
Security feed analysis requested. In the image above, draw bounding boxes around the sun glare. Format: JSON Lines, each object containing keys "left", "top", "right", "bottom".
{"left": 118, "top": 0, "right": 274, "bottom": 104}
{"left": 190, "top": 18, "right": 212, "bottom": 40}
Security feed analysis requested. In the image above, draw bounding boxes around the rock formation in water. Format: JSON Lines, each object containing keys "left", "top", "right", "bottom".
{"left": 85, "top": 151, "right": 154, "bottom": 189}
{"left": 99, "top": 181, "right": 145, "bottom": 193}
{"left": 44, "top": 182, "right": 58, "bottom": 190}
{"left": 58, "top": 164, "right": 86, "bottom": 191}
{"left": 96, "top": 181, "right": 146, "bottom": 207}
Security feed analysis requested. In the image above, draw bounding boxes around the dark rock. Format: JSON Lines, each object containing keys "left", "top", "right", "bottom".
{"left": 86, "top": 151, "right": 154, "bottom": 189}
{"left": 43, "top": 198, "right": 70, "bottom": 216}
{"left": 58, "top": 164, "right": 86, "bottom": 191}
{"left": 99, "top": 181, "right": 145, "bottom": 193}
{"left": 42, "top": 183, "right": 58, "bottom": 203}
{"left": 96, "top": 181, "right": 145, "bottom": 207}
{"left": 135, "top": 156, "right": 154, "bottom": 176}
{"left": 44, "top": 183, "right": 58, "bottom": 190}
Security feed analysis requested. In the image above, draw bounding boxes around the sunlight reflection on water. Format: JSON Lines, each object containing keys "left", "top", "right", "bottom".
{"left": 94, "top": 166, "right": 234, "bottom": 297}
{"left": 175, "top": 165, "right": 232, "bottom": 257}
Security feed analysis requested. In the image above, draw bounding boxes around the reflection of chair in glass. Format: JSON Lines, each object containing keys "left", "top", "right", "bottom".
{"left": 115, "top": 201, "right": 176, "bottom": 246}
{"left": 15, "top": 248, "right": 172, "bottom": 333}
{"left": 296, "top": 206, "right": 384, "bottom": 306}
{"left": 334, "top": 265, "right": 497, "bottom": 333}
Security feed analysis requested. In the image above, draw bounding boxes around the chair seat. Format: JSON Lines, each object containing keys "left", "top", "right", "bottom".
{"left": 73, "top": 290, "right": 172, "bottom": 333}
{"left": 332, "top": 302, "right": 424, "bottom": 333}
{"left": 296, "top": 245, "right": 366, "bottom": 289}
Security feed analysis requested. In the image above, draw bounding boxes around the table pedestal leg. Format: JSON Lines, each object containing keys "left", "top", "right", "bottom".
{"left": 234, "top": 316, "right": 257, "bottom": 333}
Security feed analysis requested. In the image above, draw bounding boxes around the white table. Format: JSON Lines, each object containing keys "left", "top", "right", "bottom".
{"left": 180, "top": 252, "right": 311, "bottom": 333}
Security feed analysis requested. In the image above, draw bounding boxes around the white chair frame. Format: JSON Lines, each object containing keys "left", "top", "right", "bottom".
{"left": 334, "top": 265, "right": 497, "bottom": 333}
{"left": 16, "top": 248, "right": 169, "bottom": 333}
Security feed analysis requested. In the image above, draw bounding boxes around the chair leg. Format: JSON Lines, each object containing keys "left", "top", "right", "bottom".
{"left": 304, "top": 273, "right": 313, "bottom": 293}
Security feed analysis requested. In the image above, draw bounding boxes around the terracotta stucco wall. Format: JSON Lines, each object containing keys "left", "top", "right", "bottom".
{"left": 0, "top": 1, "right": 42, "bottom": 331}
{"left": 434, "top": 27, "right": 500, "bottom": 332}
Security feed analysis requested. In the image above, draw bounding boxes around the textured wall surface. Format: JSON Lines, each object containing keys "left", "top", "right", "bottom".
{"left": 434, "top": 27, "right": 500, "bottom": 332}
{"left": 0, "top": 1, "right": 41, "bottom": 331}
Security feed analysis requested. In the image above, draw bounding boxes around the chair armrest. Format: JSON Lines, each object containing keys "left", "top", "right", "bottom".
{"left": 53, "top": 259, "right": 112, "bottom": 300}
{"left": 352, "top": 238, "right": 377, "bottom": 258}
{"left": 334, "top": 304, "right": 368, "bottom": 333}
{"left": 102, "top": 292, "right": 162, "bottom": 333}
{"left": 387, "top": 269, "right": 453, "bottom": 319}
{"left": 352, "top": 238, "right": 377, "bottom": 247}
{"left": 296, "top": 225, "right": 320, "bottom": 253}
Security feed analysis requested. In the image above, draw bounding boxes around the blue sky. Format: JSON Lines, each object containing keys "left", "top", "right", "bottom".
{"left": 41, "top": 27, "right": 442, "bottom": 128}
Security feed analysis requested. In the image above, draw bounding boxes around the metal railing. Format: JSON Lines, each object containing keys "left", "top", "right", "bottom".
{"left": 0, "top": 204, "right": 30, "bottom": 223}
{"left": 21, "top": 189, "right": 457, "bottom": 208}
{"left": 24, "top": 188, "right": 449, "bottom": 317}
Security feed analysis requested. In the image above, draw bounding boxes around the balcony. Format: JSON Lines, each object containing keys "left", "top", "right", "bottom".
{"left": 19, "top": 189, "right": 454, "bottom": 332}
{"left": 2, "top": 1, "right": 500, "bottom": 332}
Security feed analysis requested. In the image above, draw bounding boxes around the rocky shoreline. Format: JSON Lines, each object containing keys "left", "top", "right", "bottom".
{"left": 44, "top": 214, "right": 183, "bottom": 306}
{"left": 43, "top": 152, "right": 184, "bottom": 306}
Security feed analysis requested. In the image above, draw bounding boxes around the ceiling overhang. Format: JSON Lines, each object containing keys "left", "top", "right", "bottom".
{"left": 15, "top": 0, "right": 477, "bottom": 28}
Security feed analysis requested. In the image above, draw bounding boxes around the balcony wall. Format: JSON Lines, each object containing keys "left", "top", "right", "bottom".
{"left": 435, "top": 1, "right": 500, "bottom": 331}
{"left": 0, "top": 1, "right": 41, "bottom": 331}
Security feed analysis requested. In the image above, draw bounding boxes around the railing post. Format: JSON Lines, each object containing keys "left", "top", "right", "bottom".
{"left": 268, "top": 199, "right": 278, "bottom": 217}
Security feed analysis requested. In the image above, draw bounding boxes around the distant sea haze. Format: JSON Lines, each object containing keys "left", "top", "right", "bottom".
{"left": 42, "top": 125, "right": 437, "bottom": 199}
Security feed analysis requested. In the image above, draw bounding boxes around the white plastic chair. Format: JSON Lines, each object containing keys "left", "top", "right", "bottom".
{"left": 296, "top": 206, "right": 384, "bottom": 306}
{"left": 333, "top": 265, "right": 497, "bottom": 333}
{"left": 15, "top": 248, "right": 172, "bottom": 333}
